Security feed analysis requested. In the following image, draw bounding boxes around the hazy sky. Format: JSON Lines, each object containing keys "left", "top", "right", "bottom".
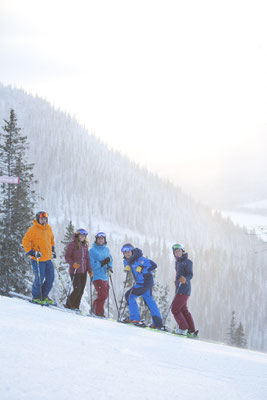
{"left": 1, "top": 0, "right": 267, "bottom": 206}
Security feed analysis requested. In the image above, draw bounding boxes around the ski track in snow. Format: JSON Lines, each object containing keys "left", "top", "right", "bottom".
{"left": 0, "top": 296, "right": 266, "bottom": 400}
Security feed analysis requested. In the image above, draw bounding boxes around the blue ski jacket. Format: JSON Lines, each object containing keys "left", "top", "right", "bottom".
{"left": 175, "top": 253, "right": 193, "bottom": 296}
{"left": 89, "top": 242, "right": 113, "bottom": 282}
{"left": 123, "top": 248, "right": 157, "bottom": 289}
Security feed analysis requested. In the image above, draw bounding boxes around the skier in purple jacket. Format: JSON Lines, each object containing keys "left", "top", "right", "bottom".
{"left": 65, "top": 229, "right": 93, "bottom": 310}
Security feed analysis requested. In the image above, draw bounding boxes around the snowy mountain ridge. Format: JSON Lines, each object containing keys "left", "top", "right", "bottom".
{"left": 0, "top": 82, "right": 266, "bottom": 352}
{"left": 1, "top": 295, "right": 266, "bottom": 400}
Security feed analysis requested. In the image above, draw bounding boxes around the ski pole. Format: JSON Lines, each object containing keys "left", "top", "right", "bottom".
{"left": 37, "top": 256, "right": 43, "bottom": 301}
{"left": 117, "top": 270, "right": 129, "bottom": 321}
{"left": 66, "top": 268, "right": 77, "bottom": 309}
{"left": 162, "top": 283, "right": 181, "bottom": 326}
{"left": 52, "top": 260, "right": 68, "bottom": 298}
{"left": 109, "top": 273, "right": 119, "bottom": 316}
{"left": 119, "top": 269, "right": 141, "bottom": 322}
{"left": 90, "top": 278, "right": 93, "bottom": 314}
{"left": 107, "top": 282, "right": 110, "bottom": 318}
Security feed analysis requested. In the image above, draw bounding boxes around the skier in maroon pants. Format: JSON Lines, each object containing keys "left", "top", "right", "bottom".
{"left": 171, "top": 243, "right": 198, "bottom": 337}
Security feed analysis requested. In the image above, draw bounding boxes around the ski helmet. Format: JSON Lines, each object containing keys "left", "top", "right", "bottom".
{"left": 95, "top": 232, "right": 106, "bottom": 238}
{"left": 75, "top": 228, "right": 88, "bottom": 236}
{"left": 172, "top": 243, "right": 185, "bottom": 254}
{"left": 121, "top": 243, "right": 134, "bottom": 253}
{"left": 36, "top": 211, "right": 48, "bottom": 223}
{"left": 95, "top": 231, "right": 107, "bottom": 244}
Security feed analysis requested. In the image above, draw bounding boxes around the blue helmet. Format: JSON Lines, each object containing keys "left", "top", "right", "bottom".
{"left": 121, "top": 243, "right": 134, "bottom": 253}
{"left": 75, "top": 228, "right": 88, "bottom": 236}
{"left": 95, "top": 231, "right": 107, "bottom": 244}
{"left": 95, "top": 232, "right": 106, "bottom": 238}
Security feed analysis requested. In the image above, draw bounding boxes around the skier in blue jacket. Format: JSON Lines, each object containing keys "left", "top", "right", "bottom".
{"left": 89, "top": 232, "right": 113, "bottom": 316}
{"left": 121, "top": 243, "right": 162, "bottom": 328}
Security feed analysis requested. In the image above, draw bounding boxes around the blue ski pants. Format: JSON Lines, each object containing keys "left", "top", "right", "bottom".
{"left": 31, "top": 259, "right": 54, "bottom": 299}
{"left": 125, "top": 286, "right": 162, "bottom": 327}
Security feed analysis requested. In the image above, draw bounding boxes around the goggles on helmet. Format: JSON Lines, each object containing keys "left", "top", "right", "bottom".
{"left": 172, "top": 243, "right": 185, "bottom": 252}
{"left": 36, "top": 211, "right": 48, "bottom": 219}
{"left": 121, "top": 245, "right": 134, "bottom": 253}
{"left": 95, "top": 232, "right": 106, "bottom": 238}
{"left": 39, "top": 213, "right": 48, "bottom": 218}
{"left": 76, "top": 229, "right": 88, "bottom": 236}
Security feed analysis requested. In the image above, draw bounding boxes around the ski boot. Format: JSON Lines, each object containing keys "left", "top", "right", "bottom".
{"left": 122, "top": 317, "right": 146, "bottom": 327}
{"left": 43, "top": 297, "right": 57, "bottom": 306}
{"left": 32, "top": 298, "right": 48, "bottom": 306}
{"left": 174, "top": 328, "right": 188, "bottom": 336}
{"left": 187, "top": 330, "right": 199, "bottom": 338}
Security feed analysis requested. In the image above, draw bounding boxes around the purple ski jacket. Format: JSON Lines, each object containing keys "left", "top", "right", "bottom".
{"left": 65, "top": 236, "right": 92, "bottom": 275}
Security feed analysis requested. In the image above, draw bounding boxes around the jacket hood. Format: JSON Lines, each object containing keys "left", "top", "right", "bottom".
{"left": 33, "top": 219, "right": 49, "bottom": 230}
{"left": 92, "top": 242, "right": 106, "bottom": 249}
{"left": 176, "top": 253, "right": 188, "bottom": 262}
{"left": 71, "top": 233, "right": 89, "bottom": 245}
{"left": 126, "top": 247, "right": 143, "bottom": 264}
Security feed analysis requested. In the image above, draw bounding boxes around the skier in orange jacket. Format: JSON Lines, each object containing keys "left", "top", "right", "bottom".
{"left": 22, "top": 211, "right": 56, "bottom": 304}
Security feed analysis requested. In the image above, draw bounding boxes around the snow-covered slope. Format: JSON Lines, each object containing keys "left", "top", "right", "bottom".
{"left": 1, "top": 295, "right": 266, "bottom": 400}
{"left": 1, "top": 83, "right": 266, "bottom": 352}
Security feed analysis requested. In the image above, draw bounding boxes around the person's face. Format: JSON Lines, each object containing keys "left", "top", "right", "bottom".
{"left": 39, "top": 217, "right": 47, "bottom": 225}
{"left": 124, "top": 250, "right": 132, "bottom": 259}
{"left": 96, "top": 236, "right": 105, "bottom": 245}
{"left": 79, "top": 234, "right": 86, "bottom": 242}
{"left": 174, "top": 249, "right": 183, "bottom": 258}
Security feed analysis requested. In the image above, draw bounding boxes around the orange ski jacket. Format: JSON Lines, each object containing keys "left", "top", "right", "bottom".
{"left": 22, "top": 219, "right": 55, "bottom": 262}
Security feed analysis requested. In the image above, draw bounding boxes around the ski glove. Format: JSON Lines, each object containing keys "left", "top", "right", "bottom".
{"left": 125, "top": 265, "right": 131, "bottom": 271}
{"left": 52, "top": 246, "right": 56, "bottom": 259}
{"left": 89, "top": 270, "right": 93, "bottom": 278}
{"left": 73, "top": 262, "right": 80, "bottom": 269}
{"left": 27, "top": 249, "right": 42, "bottom": 258}
{"left": 179, "top": 276, "right": 186, "bottom": 284}
{"left": 107, "top": 266, "right": 113, "bottom": 274}
{"left": 136, "top": 265, "right": 144, "bottom": 273}
{"left": 100, "top": 257, "right": 111, "bottom": 267}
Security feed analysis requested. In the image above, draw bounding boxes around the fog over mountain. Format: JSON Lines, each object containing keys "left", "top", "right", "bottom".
{"left": 0, "top": 83, "right": 266, "bottom": 352}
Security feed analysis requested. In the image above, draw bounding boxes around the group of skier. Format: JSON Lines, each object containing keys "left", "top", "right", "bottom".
{"left": 22, "top": 210, "right": 197, "bottom": 336}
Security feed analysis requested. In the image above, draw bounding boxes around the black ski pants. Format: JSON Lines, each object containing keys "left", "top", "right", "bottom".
{"left": 66, "top": 272, "right": 87, "bottom": 309}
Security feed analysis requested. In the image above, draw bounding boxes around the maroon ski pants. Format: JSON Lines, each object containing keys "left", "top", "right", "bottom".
{"left": 93, "top": 279, "right": 109, "bottom": 316}
{"left": 171, "top": 293, "right": 195, "bottom": 331}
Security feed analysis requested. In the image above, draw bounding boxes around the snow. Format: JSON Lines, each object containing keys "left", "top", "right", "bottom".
{"left": 220, "top": 209, "right": 267, "bottom": 241}
{"left": 243, "top": 199, "right": 267, "bottom": 210}
{"left": 1, "top": 296, "right": 266, "bottom": 400}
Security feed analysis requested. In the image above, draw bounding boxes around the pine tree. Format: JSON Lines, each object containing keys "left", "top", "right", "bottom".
{"left": 154, "top": 282, "right": 170, "bottom": 322}
{"left": 235, "top": 322, "right": 247, "bottom": 348}
{"left": 227, "top": 311, "right": 247, "bottom": 348}
{"left": 117, "top": 268, "right": 134, "bottom": 320}
{"left": 227, "top": 310, "right": 237, "bottom": 345}
{"left": 51, "top": 221, "right": 76, "bottom": 305}
{"left": 0, "top": 109, "right": 37, "bottom": 295}
{"left": 60, "top": 220, "right": 75, "bottom": 264}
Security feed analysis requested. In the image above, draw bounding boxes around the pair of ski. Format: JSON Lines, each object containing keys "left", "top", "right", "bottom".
{"left": 9, "top": 292, "right": 198, "bottom": 339}
{"left": 123, "top": 319, "right": 198, "bottom": 339}
{"left": 8, "top": 291, "right": 116, "bottom": 320}
{"left": 9, "top": 291, "right": 87, "bottom": 316}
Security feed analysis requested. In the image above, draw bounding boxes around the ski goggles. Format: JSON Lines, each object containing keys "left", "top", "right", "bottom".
{"left": 121, "top": 245, "right": 134, "bottom": 253}
{"left": 95, "top": 232, "right": 106, "bottom": 238}
{"left": 76, "top": 229, "right": 88, "bottom": 236}
{"left": 39, "top": 212, "right": 48, "bottom": 219}
{"left": 172, "top": 244, "right": 185, "bottom": 252}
